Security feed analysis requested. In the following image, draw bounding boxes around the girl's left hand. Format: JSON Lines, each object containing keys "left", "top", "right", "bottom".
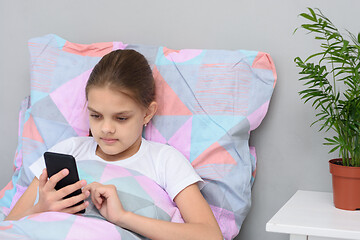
{"left": 83, "top": 182, "right": 127, "bottom": 225}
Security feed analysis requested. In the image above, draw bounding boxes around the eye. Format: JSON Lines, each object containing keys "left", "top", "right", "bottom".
{"left": 90, "top": 114, "right": 101, "bottom": 119}
{"left": 116, "top": 117, "right": 127, "bottom": 121}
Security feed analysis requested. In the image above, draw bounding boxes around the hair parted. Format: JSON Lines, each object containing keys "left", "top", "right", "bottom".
{"left": 85, "top": 49, "right": 155, "bottom": 108}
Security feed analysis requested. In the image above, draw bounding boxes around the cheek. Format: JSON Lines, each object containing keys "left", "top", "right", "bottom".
{"left": 120, "top": 119, "right": 144, "bottom": 137}
{"left": 123, "top": 121, "right": 142, "bottom": 134}
{"left": 88, "top": 120, "right": 99, "bottom": 133}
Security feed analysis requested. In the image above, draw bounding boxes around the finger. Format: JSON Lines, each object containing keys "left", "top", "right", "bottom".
{"left": 89, "top": 189, "right": 101, "bottom": 209}
{"left": 38, "top": 169, "right": 48, "bottom": 189}
{"left": 84, "top": 182, "right": 107, "bottom": 209}
{"left": 62, "top": 201, "right": 89, "bottom": 215}
{"left": 45, "top": 169, "right": 69, "bottom": 191}
{"left": 82, "top": 182, "right": 96, "bottom": 193}
{"left": 60, "top": 190, "right": 90, "bottom": 209}
{"left": 57, "top": 179, "right": 87, "bottom": 199}
{"left": 96, "top": 189, "right": 105, "bottom": 205}
{"left": 83, "top": 182, "right": 103, "bottom": 208}
{"left": 82, "top": 185, "right": 89, "bottom": 193}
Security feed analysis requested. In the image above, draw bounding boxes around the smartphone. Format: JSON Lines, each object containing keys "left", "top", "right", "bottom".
{"left": 44, "top": 151, "right": 85, "bottom": 214}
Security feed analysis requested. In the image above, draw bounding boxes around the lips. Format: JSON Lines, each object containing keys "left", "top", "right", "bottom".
{"left": 101, "top": 138, "right": 118, "bottom": 144}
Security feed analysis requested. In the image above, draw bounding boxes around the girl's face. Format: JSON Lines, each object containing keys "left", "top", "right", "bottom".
{"left": 87, "top": 86, "right": 156, "bottom": 161}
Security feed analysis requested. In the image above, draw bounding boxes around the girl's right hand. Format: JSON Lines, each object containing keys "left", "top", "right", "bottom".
{"left": 33, "top": 168, "right": 90, "bottom": 214}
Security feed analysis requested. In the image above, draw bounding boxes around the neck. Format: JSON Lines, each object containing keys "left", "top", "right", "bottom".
{"left": 96, "top": 137, "right": 142, "bottom": 161}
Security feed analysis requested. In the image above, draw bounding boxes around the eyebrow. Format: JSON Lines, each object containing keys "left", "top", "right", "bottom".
{"left": 87, "top": 106, "right": 133, "bottom": 115}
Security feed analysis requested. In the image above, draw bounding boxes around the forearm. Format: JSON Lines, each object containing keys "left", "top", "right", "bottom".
{"left": 118, "top": 211, "right": 223, "bottom": 240}
{"left": 4, "top": 178, "right": 39, "bottom": 221}
{"left": 5, "top": 205, "right": 39, "bottom": 221}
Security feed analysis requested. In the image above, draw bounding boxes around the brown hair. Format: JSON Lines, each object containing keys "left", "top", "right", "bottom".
{"left": 85, "top": 49, "right": 155, "bottom": 108}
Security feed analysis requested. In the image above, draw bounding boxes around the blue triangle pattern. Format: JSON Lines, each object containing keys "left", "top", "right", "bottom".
{"left": 53, "top": 34, "right": 67, "bottom": 49}
{"left": 33, "top": 117, "right": 78, "bottom": 149}
{"left": 51, "top": 52, "right": 100, "bottom": 92}
{"left": 30, "top": 90, "right": 49, "bottom": 106}
{"left": 238, "top": 50, "right": 258, "bottom": 66}
{"left": 190, "top": 115, "right": 245, "bottom": 162}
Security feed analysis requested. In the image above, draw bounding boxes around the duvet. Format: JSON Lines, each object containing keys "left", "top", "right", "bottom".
{"left": 0, "top": 160, "right": 184, "bottom": 239}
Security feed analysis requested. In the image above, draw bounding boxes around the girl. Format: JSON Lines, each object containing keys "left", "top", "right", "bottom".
{"left": 5, "top": 50, "right": 223, "bottom": 240}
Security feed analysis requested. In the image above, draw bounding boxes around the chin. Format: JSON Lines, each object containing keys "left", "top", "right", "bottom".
{"left": 100, "top": 146, "right": 120, "bottom": 156}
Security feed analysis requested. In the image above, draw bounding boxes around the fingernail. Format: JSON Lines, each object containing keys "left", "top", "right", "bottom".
{"left": 85, "top": 191, "right": 90, "bottom": 197}
{"left": 62, "top": 169, "right": 69, "bottom": 176}
{"left": 81, "top": 180, "right": 87, "bottom": 187}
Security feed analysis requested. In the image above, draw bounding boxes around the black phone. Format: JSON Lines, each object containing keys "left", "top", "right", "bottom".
{"left": 44, "top": 151, "right": 85, "bottom": 214}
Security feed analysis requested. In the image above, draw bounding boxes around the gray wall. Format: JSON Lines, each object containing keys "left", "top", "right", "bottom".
{"left": 1, "top": 1, "right": 359, "bottom": 239}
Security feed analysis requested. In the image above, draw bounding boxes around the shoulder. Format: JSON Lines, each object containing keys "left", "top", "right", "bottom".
{"left": 143, "top": 139, "right": 184, "bottom": 158}
{"left": 143, "top": 139, "right": 203, "bottom": 198}
{"left": 143, "top": 139, "right": 190, "bottom": 170}
{"left": 30, "top": 136, "right": 94, "bottom": 179}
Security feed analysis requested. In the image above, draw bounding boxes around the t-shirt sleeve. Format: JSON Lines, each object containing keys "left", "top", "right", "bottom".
{"left": 159, "top": 147, "right": 204, "bottom": 201}
{"left": 29, "top": 138, "right": 76, "bottom": 179}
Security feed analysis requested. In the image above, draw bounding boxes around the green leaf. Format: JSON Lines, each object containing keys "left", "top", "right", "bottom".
{"left": 300, "top": 13, "right": 316, "bottom": 22}
{"left": 329, "top": 145, "right": 341, "bottom": 153}
{"left": 305, "top": 52, "right": 325, "bottom": 62}
{"left": 301, "top": 24, "right": 323, "bottom": 33}
{"left": 308, "top": 7, "right": 317, "bottom": 21}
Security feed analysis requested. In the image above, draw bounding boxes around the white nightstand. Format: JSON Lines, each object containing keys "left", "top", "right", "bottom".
{"left": 266, "top": 190, "right": 360, "bottom": 240}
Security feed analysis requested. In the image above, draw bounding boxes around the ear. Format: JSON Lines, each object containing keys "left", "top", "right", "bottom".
{"left": 144, "top": 101, "right": 158, "bottom": 125}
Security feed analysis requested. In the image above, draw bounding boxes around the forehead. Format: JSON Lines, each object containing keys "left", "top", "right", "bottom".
{"left": 87, "top": 87, "right": 142, "bottom": 112}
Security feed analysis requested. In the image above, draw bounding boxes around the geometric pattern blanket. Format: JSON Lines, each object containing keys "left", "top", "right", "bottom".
{"left": 0, "top": 160, "right": 183, "bottom": 240}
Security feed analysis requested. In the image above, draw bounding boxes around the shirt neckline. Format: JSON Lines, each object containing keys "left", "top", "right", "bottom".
{"left": 91, "top": 137, "right": 146, "bottom": 164}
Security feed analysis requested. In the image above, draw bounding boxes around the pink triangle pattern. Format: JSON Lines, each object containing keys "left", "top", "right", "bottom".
{"left": 63, "top": 41, "right": 115, "bottom": 57}
{"left": 247, "top": 101, "right": 270, "bottom": 133}
{"left": 112, "top": 42, "right": 128, "bottom": 51}
{"left": 153, "top": 66, "right": 192, "bottom": 116}
{"left": 14, "top": 150, "right": 22, "bottom": 170}
{"left": 252, "top": 52, "right": 277, "bottom": 88}
{"left": 163, "top": 47, "right": 203, "bottom": 63}
{"left": 22, "top": 115, "right": 44, "bottom": 143}
{"left": 167, "top": 117, "right": 192, "bottom": 160}
{"left": 27, "top": 212, "right": 72, "bottom": 222}
{"left": 144, "top": 121, "right": 167, "bottom": 144}
{"left": 0, "top": 181, "right": 13, "bottom": 199}
{"left": 252, "top": 52, "right": 275, "bottom": 70}
{"left": 9, "top": 184, "right": 27, "bottom": 210}
{"left": 0, "top": 225, "right": 13, "bottom": 231}
{"left": 100, "top": 164, "right": 132, "bottom": 183}
{"left": 50, "top": 69, "right": 91, "bottom": 136}
{"left": 66, "top": 215, "right": 122, "bottom": 239}
{"left": 192, "top": 142, "right": 237, "bottom": 169}
{"left": 134, "top": 175, "right": 182, "bottom": 222}
{"left": 210, "top": 205, "right": 237, "bottom": 240}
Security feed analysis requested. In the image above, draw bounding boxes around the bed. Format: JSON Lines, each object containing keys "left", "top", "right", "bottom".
{"left": 0, "top": 34, "right": 276, "bottom": 240}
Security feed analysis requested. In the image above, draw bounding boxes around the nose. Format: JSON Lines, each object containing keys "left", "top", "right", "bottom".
{"left": 101, "top": 119, "right": 116, "bottom": 134}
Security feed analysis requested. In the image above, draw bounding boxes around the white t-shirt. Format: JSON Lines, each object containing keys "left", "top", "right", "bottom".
{"left": 29, "top": 137, "right": 203, "bottom": 200}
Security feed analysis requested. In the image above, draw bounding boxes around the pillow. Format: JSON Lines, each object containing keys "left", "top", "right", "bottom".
{"left": 0, "top": 34, "right": 276, "bottom": 239}
{"left": 0, "top": 96, "right": 30, "bottom": 220}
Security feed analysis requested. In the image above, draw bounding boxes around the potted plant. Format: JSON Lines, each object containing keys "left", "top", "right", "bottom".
{"left": 294, "top": 7, "right": 360, "bottom": 210}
